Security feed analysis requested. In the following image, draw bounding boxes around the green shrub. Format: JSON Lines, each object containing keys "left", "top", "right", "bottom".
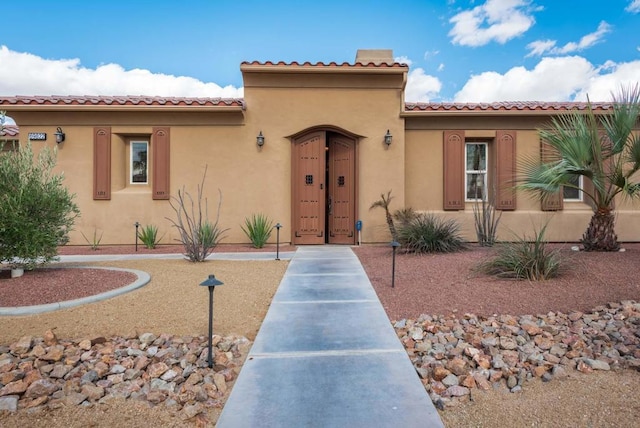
{"left": 397, "top": 213, "right": 465, "bottom": 253}
{"left": 0, "top": 140, "right": 79, "bottom": 269}
{"left": 478, "top": 224, "right": 560, "bottom": 281}
{"left": 241, "top": 213, "right": 274, "bottom": 248}
{"left": 137, "top": 224, "right": 164, "bottom": 249}
{"left": 81, "top": 228, "right": 103, "bottom": 250}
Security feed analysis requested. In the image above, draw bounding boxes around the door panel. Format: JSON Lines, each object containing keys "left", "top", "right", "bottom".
{"left": 328, "top": 134, "right": 355, "bottom": 244}
{"left": 293, "top": 132, "right": 326, "bottom": 244}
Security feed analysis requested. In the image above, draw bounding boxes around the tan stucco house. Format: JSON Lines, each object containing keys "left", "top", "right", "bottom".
{"left": 1, "top": 50, "right": 639, "bottom": 246}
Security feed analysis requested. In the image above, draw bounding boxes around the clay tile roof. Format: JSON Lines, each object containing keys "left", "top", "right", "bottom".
{"left": 0, "top": 95, "right": 245, "bottom": 108}
{"left": 0, "top": 125, "right": 19, "bottom": 138}
{"left": 404, "top": 101, "right": 614, "bottom": 112}
{"left": 241, "top": 60, "right": 407, "bottom": 68}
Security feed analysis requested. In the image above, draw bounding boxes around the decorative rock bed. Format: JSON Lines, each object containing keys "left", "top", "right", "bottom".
{"left": 393, "top": 300, "right": 640, "bottom": 409}
{"left": 1, "top": 300, "right": 639, "bottom": 420}
{"left": 0, "top": 331, "right": 250, "bottom": 423}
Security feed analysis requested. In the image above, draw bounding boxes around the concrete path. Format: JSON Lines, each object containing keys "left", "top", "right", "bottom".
{"left": 217, "top": 246, "right": 443, "bottom": 428}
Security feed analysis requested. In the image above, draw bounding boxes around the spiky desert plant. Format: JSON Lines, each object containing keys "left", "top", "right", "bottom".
{"left": 397, "top": 213, "right": 465, "bottom": 253}
{"left": 518, "top": 84, "right": 640, "bottom": 251}
{"left": 370, "top": 190, "right": 398, "bottom": 241}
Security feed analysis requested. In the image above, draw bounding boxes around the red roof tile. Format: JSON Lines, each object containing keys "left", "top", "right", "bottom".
{"left": 0, "top": 96, "right": 245, "bottom": 108}
{"left": 404, "top": 101, "right": 614, "bottom": 112}
{"left": 241, "top": 60, "right": 408, "bottom": 68}
{"left": 0, "top": 125, "right": 19, "bottom": 137}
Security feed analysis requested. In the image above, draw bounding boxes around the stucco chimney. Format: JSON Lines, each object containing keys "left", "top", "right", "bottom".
{"left": 355, "top": 49, "right": 394, "bottom": 65}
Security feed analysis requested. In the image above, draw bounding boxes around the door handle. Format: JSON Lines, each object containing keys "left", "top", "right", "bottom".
{"left": 328, "top": 196, "right": 332, "bottom": 215}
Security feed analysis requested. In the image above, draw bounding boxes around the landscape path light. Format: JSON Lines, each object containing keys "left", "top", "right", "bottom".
{"left": 200, "top": 274, "right": 224, "bottom": 368}
{"left": 390, "top": 241, "right": 400, "bottom": 288}
{"left": 275, "top": 223, "right": 282, "bottom": 260}
{"left": 134, "top": 222, "right": 140, "bottom": 252}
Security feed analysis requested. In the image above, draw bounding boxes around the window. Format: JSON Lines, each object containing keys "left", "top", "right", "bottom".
{"left": 130, "top": 141, "right": 148, "bottom": 184}
{"left": 563, "top": 175, "right": 582, "bottom": 201}
{"left": 444, "top": 130, "right": 515, "bottom": 211}
{"left": 465, "top": 142, "right": 487, "bottom": 200}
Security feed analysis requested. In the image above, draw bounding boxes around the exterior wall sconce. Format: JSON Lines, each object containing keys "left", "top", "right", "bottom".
{"left": 384, "top": 129, "right": 393, "bottom": 146}
{"left": 256, "top": 131, "right": 265, "bottom": 147}
{"left": 54, "top": 127, "right": 66, "bottom": 144}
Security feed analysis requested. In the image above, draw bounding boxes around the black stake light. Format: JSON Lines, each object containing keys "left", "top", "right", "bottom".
{"left": 134, "top": 222, "right": 140, "bottom": 252}
{"left": 200, "top": 274, "right": 224, "bottom": 368}
{"left": 275, "top": 223, "right": 282, "bottom": 260}
{"left": 390, "top": 241, "right": 400, "bottom": 288}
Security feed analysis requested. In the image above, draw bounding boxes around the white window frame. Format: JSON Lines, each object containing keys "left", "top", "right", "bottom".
{"left": 563, "top": 175, "right": 583, "bottom": 201}
{"left": 465, "top": 142, "right": 488, "bottom": 201}
{"left": 130, "top": 141, "right": 149, "bottom": 184}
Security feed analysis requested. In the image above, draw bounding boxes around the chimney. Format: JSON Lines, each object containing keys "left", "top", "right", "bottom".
{"left": 355, "top": 49, "right": 394, "bottom": 65}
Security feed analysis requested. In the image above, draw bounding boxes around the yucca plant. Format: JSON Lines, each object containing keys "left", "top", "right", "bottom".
{"left": 370, "top": 190, "right": 398, "bottom": 241}
{"left": 397, "top": 213, "right": 465, "bottom": 253}
{"left": 241, "top": 213, "right": 274, "bottom": 248}
{"left": 472, "top": 188, "right": 502, "bottom": 247}
{"left": 393, "top": 207, "right": 418, "bottom": 229}
{"left": 81, "top": 228, "right": 103, "bottom": 250}
{"left": 478, "top": 223, "right": 560, "bottom": 281}
{"left": 137, "top": 224, "right": 164, "bottom": 249}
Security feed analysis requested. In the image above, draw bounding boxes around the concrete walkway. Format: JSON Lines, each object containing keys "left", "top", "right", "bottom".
{"left": 217, "top": 246, "right": 443, "bottom": 428}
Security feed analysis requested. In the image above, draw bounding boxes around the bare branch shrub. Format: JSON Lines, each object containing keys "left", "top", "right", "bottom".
{"left": 166, "top": 167, "right": 228, "bottom": 262}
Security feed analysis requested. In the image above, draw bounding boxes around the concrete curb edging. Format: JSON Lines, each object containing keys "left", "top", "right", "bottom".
{"left": 0, "top": 266, "right": 150, "bottom": 316}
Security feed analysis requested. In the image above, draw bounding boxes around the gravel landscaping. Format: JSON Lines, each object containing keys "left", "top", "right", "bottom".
{"left": 1, "top": 243, "right": 639, "bottom": 427}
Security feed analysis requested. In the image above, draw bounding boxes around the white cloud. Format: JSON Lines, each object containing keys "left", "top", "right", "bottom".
{"left": 573, "top": 60, "right": 640, "bottom": 101}
{"left": 394, "top": 56, "right": 413, "bottom": 66}
{"left": 437, "top": 63, "right": 445, "bottom": 72}
{"left": 0, "top": 46, "right": 243, "bottom": 98}
{"left": 449, "top": 0, "right": 537, "bottom": 47}
{"left": 454, "top": 56, "right": 640, "bottom": 102}
{"left": 423, "top": 50, "right": 440, "bottom": 60}
{"left": 626, "top": 0, "right": 640, "bottom": 13}
{"left": 1, "top": 115, "right": 16, "bottom": 125}
{"left": 404, "top": 68, "right": 442, "bottom": 102}
{"left": 526, "top": 21, "right": 611, "bottom": 57}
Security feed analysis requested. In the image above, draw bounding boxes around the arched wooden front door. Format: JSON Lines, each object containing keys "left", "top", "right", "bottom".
{"left": 292, "top": 131, "right": 356, "bottom": 245}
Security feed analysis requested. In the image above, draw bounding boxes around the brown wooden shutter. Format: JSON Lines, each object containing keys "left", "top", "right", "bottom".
{"left": 152, "top": 127, "right": 170, "bottom": 200}
{"left": 540, "top": 141, "right": 563, "bottom": 211}
{"left": 495, "top": 130, "right": 516, "bottom": 210}
{"left": 93, "top": 127, "right": 111, "bottom": 200}
{"left": 443, "top": 130, "right": 465, "bottom": 210}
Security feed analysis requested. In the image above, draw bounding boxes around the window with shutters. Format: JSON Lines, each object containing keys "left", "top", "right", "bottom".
{"left": 93, "top": 126, "right": 170, "bottom": 200}
{"left": 443, "top": 130, "right": 516, "bottom": 211}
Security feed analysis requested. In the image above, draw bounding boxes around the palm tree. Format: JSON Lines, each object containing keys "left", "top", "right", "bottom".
{"left": 370, "top": 190, "right": 398, "bottom": 241}
{"left": 518, "top": 84, "right": 640, "bottom": 251}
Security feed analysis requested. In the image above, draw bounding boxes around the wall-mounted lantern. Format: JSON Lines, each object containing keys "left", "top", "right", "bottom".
{"left": 54, "top": 127, "right": 66, "bottom": 144}
{"left": 384, "top": 129, "right": 393, "bottom": 147}
{"left": 256, "top": 131, "right": 265, "bottom": 147}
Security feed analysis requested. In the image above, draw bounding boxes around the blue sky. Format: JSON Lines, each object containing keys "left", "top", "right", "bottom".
{"left": 0, "top": 0, "right": 639, "bottom": 104}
